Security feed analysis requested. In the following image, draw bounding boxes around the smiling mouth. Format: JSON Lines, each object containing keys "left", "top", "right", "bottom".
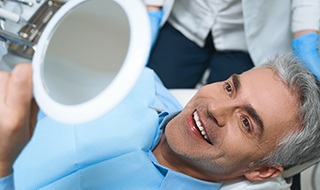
{"left": 193, "top": 111, "right": 212, "bottom": 144}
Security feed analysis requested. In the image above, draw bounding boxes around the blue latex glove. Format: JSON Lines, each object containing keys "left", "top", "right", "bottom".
{"left": 147, "top": 9, "right": 163, "bottom": 46}
{"left": 292, "top": 33, "right": 320, "bottom": 80}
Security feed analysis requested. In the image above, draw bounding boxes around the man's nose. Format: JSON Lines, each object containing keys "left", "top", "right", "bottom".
{"left": 207, "top": 100, "right": 235, "bottom": 127}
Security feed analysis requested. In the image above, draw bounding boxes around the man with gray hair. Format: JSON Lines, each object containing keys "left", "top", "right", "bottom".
{"left": 0, "top": 53, "right": 319, "bottom": 189}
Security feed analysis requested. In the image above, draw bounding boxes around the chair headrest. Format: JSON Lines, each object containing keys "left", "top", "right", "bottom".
{"left": 282, "top": 158, "right": 320, "bottom": 178}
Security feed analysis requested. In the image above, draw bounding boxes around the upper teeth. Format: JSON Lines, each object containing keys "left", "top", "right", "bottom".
{"left": 193, "top": 111, "right": 209, "bottom": 140}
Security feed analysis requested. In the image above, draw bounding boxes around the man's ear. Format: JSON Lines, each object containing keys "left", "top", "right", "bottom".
{"left": 244, "top": 165, "right": 284, "bottom": 181}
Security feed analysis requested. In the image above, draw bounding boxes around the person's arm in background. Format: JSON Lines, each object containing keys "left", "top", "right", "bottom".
{"left": 291, "top": 0, "right": 320, "bottom": 79}
{"left": 142, "top": 0, "right": 175, "bottom": 47}
{"left": 0, "top": 63, "right": 36, "bottom": 189}
{"left": 142, "top": 0, "right": 165, "bottom": 46}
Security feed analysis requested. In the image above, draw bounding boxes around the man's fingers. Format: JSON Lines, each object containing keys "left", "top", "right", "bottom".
{"left": 6, "top": 63, "right": 33, "bottom": 109}
{"left": 0, "top": 64, "right": 33, "bottom": 177}
{"left": 29, "top": 99, "right": 39, "bottom": 138}
{"left": 0, "top": 71, "right": 9, "bottom": 102}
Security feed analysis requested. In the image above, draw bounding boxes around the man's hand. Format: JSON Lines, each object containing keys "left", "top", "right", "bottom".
{"left": 147, "top": 6, "right": 163, "bottom": 46}
{"left": 292, "top": 31, "right": 320, "bottom": 80}
{"left": 0, "top": 63, "right": 34, "bottom": 177}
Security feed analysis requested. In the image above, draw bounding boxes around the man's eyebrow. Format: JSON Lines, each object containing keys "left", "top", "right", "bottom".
{"left": 231, "top": 74, "right": 264, "bottom": 135}
{"left": 231, "top": 74, "right": 240, "bottom": 92}
{"left": 245, "top": 104, "right": 264, "bottom": 135}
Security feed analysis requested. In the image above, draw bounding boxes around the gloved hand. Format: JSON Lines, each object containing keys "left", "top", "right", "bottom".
{"left": 147, "top": 9, "right": 163, "bottom": 46}
{"left": 292, "top": 32, "right": 320, "bottom": 80}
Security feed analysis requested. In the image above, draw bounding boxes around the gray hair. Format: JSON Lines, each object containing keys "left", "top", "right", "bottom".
{"left": 252, "top": 53, "right": 320, "bottom": 170}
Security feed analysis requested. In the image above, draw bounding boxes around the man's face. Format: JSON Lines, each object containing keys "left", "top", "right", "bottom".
{"left": 162, "top": 68, "right": 299, "bottom": 182}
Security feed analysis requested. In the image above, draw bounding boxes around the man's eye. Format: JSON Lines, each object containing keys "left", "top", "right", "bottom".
{"left": 242, "top": 117, "right": 251, "bottom": 132}
{"left": 225, "top": 82, "right": 232, "bottom": 95}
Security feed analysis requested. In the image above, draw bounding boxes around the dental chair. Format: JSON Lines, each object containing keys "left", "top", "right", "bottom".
{"left": 170, "top": 89, "right": 320, "bottom": 190}
{"left": 0, "top": 0, "right": 319, "bottom": 190}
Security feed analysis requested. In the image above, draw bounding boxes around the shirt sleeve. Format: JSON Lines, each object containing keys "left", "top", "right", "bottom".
{"left": 141, "top": 0, "right": 174, "bottom": 27}
{"left": 0, "top": 174, "right": 14, "bottom": 190}
{"left": 291, "top": 0, "right": 320, "bottom": 32}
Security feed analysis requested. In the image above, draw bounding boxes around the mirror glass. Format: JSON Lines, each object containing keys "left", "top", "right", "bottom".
{"left": 43, "top": 0, "right": 130, "bottom": 105}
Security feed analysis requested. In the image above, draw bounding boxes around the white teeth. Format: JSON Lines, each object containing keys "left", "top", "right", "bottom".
{"left": 196, "top": 120, "right": 202, "bottom": 127}
{"left": 193, "top": 111, "right": 209, "bottom": 140}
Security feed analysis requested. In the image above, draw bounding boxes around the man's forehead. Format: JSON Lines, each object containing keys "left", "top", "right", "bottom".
{"left": 239, "top": 68, "right": 282, "bottom": 93}
{"left": 239, "top": 68, "right": 299, "bottom": 135}
{"left": 242, "top": 67, "right": 275, "bottom": 78}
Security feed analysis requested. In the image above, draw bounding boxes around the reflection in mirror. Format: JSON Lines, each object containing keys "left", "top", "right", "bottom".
{"left": 43, "top": 0, "right": 130, "bottom": 105}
